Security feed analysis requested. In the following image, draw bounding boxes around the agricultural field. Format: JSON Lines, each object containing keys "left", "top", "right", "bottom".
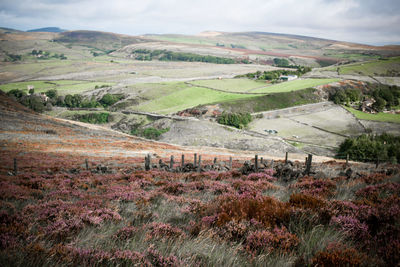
{"left": 189, "top": 78, "right": 268, "bottom": 93}
{"left": 134, "top": 86, "right": 258, "bottom": 114}
{"left": 0, "top": 80, "right": 114, "bottom": 95}
{"left": 250, "top": 78, "right": 340, "bottom": 94}
{"left": 343, "top": 106, "right": 400, "bottom": 124}
{"left": 337, "top": 57, "right": 400, "bottom": 76}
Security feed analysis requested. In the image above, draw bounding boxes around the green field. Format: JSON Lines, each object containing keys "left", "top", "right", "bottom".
{"left": 337, "top": 57, "right": 400, "bottom": 76}
{"left": 344, "top": 106, "right": 400, "bottom": 124}
{"left": 250, "top": 78, "right": 339, "bottom": 93}
{"left": 190, "top": 78, "right": 267, "bottom": 92}
{"left": 190, "top": 78, "right": 339, "bottom": 94}
{"left": 0, "top": 80, "right": 114, "bottom": 95}
{"left": 134, "top": 86, "right": 257, "bottom": 114}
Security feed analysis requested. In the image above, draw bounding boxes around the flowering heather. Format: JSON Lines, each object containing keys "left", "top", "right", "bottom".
{"left": 291, "top": 177, "right": 336, "bottom": 198}
{"left": 113, "top": 226, "right": 139, "bottom": 240}
{"left": 145, "top": 222, "right": 186, "bottom": 241}
{"left": 311, "top": 242, "right": 367, "bottom": 267}
{"left": 1, "top": 150, "right": 399, "bottom": 266}
{"left": 245, "top": 226, "right": 299, "bottom": 255}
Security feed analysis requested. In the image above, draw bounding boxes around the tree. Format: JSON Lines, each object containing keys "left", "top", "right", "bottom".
{"left": 45, "top": 89, "right": 58, "bottom": 100}
{"left": 372, "top": 97, "right": 386, "bottom": 112}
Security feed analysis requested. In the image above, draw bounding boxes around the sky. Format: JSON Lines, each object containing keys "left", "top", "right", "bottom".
{"left": 0, "top": 0, "right": 399, "bottom": 45}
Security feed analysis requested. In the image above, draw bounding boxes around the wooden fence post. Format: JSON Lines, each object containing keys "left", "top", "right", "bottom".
{"left": 14, "top": 158, "right": 17, "bottom": 175}
{"left": 255, "top": 155, "right": 258, "bottom": 172}
{"left": 305, "top": 154, "right": 312, "bottom": 175}
{"left": 198, "top": 155, "right": 202, "bottom": 172}
{"left": 145, "top": 154, "right": 151, "bottom": 171}
{"left": 194, "top": 153, "right": 197, "bottom": 168}
{"left": 285, "top": 152, "right": 288, "bottom": 164}
{"left": 229, "top": 157, "right": 232, "bottom": 169}
{"left": 213, "top": 157, "right": 217, "bottom": 165}
{"left": 170, "top": 155, "right": 174, "bottom": 169}
{"left": 85, "top": 159, "right": 89, "bottom": 170}
{"left": 346, "top": 154, "right": 349, "bottom": 167}
{"left": 181, "top": 154, "right": 185, "bottom": 168}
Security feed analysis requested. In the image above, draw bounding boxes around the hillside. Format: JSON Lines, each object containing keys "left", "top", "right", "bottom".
{"left": 27, "top": 27, "right": 67, "bottom": 33}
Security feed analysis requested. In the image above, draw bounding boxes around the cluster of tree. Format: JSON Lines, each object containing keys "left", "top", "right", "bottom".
{"left": 4, "top": 53, "right": 22, "bottom": 62}
{"left": 235, "top": 67, "right": 311, "bottom": 81}
{"left": 31, "top": 50, "right": 67, "bottom": 60}
{"left": 273, "top": 58, "right": 290, "bottom": 67}
{"left": 59, "top": 93, "right": 123, "bottom": 108}
{"left": 329, "top": 85, "right": 400, "bottom": 112}
{"left": 6, "top": 88, "right": 122, "bottom": 112}
{"left": 73, "top": 113, "right": 110, "bottom": 124}
{"left": 217, "top": 112, "right": 252, "bottom": 129}
{"left": 337, "top": 133, "right": 400, "bottom": 163}
{"left": 131, "top": 49, "right": 237, "bottom": 64}
{"left": 91, "top": 49, "right": 115, "bottom": 57}
{"left": 7, "top": 89, "right": 51, "bottom": 113}
{"left": 329, "top": 88, "right": 361, "bottom": 105}
{"left": 131, "top": 127, "right": 170, "bottom": 140}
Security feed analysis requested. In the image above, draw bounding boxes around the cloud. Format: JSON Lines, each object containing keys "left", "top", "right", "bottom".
{"left": 0, "top": 0, "right": 399, "bottom": 44}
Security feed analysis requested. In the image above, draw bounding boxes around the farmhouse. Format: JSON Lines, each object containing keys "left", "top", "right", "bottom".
{"left": 280, "top": 74, "right": 298, "bottom": 81}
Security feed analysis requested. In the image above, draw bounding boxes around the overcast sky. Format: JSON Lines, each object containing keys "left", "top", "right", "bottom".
{"left": 1, "top": 0, "right": 399, "bottom": 45}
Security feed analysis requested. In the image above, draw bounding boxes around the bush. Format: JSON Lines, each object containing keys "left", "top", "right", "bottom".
{"left": 99, "top": 94, "right": 122, "bottom": 107}
{"left": 337, "top": 133, "right": 400, "bottom": 163}
{"left": 74, "top": 113, "right": 109, "bottom": 124}
{"left": 131, "top": 127, "right": 170, "bottom": 140}
{"left": 217, "top": 112, "right": 252, "bottom": 129}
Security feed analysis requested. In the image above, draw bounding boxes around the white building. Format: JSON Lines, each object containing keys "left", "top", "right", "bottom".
{"left": 280, "top": 75, "right": 298, "bottom": 81}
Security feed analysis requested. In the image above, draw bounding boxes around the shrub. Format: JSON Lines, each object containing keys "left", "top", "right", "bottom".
{"left": 99, "top": 93, "right": 122, "bottom": 107}
{"left": 131, "top": 127, "right": 170, "bottom": 140}
{"left": 311, "top": 242, "right": 366, "bottom": 266}
{"left": 217, "top": 112, "right": 252, "bottom": 129}
{"left": 74, "top": 113, "right": 109, "bottom": 124}
{"left": 245, "top": 226, "right": 299, "bottom": 255}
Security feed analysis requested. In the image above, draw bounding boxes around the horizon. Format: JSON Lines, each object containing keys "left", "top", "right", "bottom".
{"left": 1, "top": 0, "right": 399, "bottom": 46}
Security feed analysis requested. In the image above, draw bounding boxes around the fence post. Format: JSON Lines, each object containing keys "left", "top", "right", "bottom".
{"left": 198, "top": 155, "right": 202, "bottom": 172}
{"left": 255, "top": 155, "right": 258, "bottom": 172}
{"left": 85, "top": 159, "right": 89, "bottom": 170}
{"left": 181, "top": 154, "right": 185, "bottom": 168}
{"left": 145, "top": 154, "right": 151, "bottom": 171}
{"left": 285, "top": 152, "right": 288, "bottom": 164}
{"left": 194, "top": 153, "right": 197, "bottom": 168}
{"left": 213, "top": 157, "right": 217, "bottom": 165}
{"left": 229, "top": 157, "right": 232, "bottom": 169}
{"left": 170, "top": 155, "right": 174, "bottom": 169}
{"left": 14, "top": 158, "right": 17, "bottom": 175}
{"left": 346, "top": 154, "right": 349, "bottom": 167}
{"left": 305, "top": 154, "right": 312, "bottom": 175}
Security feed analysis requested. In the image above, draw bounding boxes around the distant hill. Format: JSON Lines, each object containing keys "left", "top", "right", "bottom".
{"left": 27, "top": 27, "right": 66, "bottom": 33}
{"left": 54, "top": 30, "right": 149, "bottom": 51}
{"left": 0, "top": 27, "right": 23, "bottom": 33}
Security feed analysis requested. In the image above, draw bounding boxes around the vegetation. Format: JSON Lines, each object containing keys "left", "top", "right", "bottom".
{"left": 1, "top": 152, "right": 399, "bottom": 266}
{"left": 131, "top": 127, "right": 170, "bottom": 140}
{"left": 6, "top": 89, "right": 48, "bottom": 113}
{"left": 219, "top": 88, "right": 321, "bottom": 113}
{"left": 74, "top": 112, "right": 110, "bottom": 124}
{"left": 336, "top": 56, "right": 400, "bottom": 76}
{"left": 99, "top": 93, "right": 123, "bottom": 107}
{"left": 134, "top": 86, "right": 258, "bottom": 114}
{"left": 0, "top": 80, "right": 114, "bottom": 96}
{"left": 31, "top": 49, "right": 67, "bottom": 60}
{"left": 132, "top": 49, "right": 237, "bottom": 64}
{"left": 343, "top": 106, "right": 400, "bottom": 124}
{"left": 337, "top": 133, "right": 400, "bottom": 163}
{"left": 217, "top": 112, "right": 252, "bottom": 129}
{"left": 273, "top": 58, "right": 290, "bottom": 67}
{"left": 235, "top": 67, "right": 312, "bottom": 82}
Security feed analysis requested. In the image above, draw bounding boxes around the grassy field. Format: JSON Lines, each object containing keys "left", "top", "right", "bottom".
{"left": 134, "top": 86, "right": 257, "bottom": 114}
{"left": 337, "top": 57, "right": 400, "bottom": 76}
{"left": 344, "top": 106, "right": 400, "bottom": 124}
{"left": 0, "top": 80, "right": 114, "bottom": 95}
{"left": 219, "top": 88, "right": 321, "bottom": 113}
{"left": 190, "top": 78, "right": 267, "bottom": 92}
{"left": 250, "top": 78, "right": 340, "bottom": 94}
